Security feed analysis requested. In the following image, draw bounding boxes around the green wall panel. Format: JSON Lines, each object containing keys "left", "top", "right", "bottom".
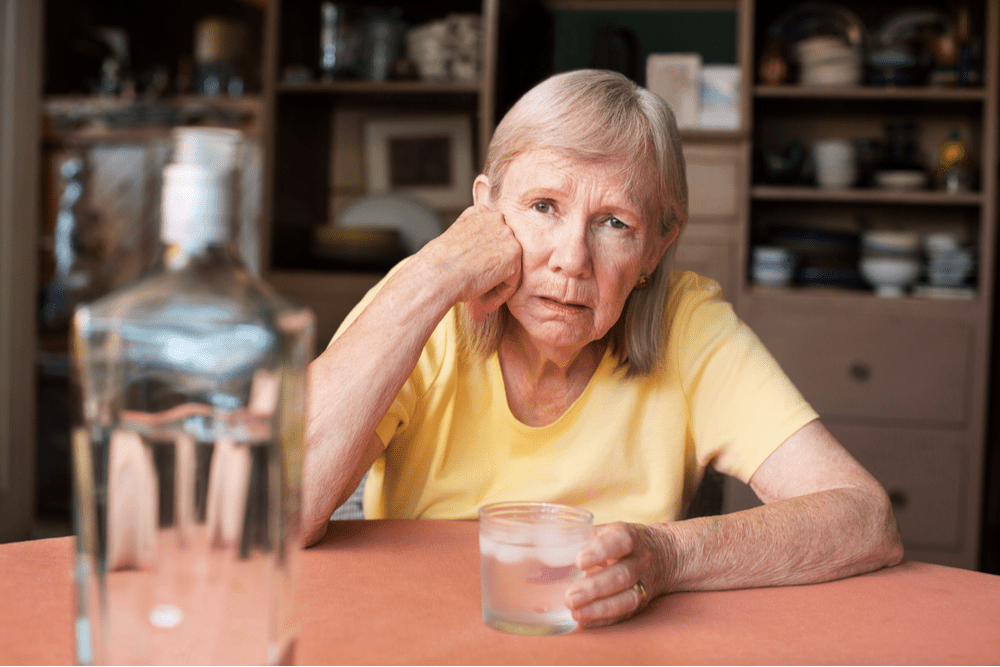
{"left": 553, "top": 10, "right": 737, "bottom": 86}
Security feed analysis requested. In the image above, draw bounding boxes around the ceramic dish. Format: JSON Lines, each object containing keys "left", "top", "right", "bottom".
{"left": 876, "top": 9, "right": 950, "bottom": 48}
{"left": 336, "top": 193, "right": 445, "bottom": 255}
{"left": 768, "top": 3, "right": 870, "bottom": 62}
{"left": 861, "top": 229, "right": 921, "bottom": 255}
{"left": 860, "top": 255, "right": 921, "bottom": 297}
{"left": 874, "top": 170, "right": 926, "bottom": 191}
{"left": 313, "top": 227, "right": 405, "bottom": 263}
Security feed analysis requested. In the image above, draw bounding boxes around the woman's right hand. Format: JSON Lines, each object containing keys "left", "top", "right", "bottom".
{"left": 418, "top": 204, "right": 522, "bottom": 322}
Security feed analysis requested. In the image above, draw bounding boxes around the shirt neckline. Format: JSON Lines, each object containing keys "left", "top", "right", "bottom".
{"left": 489, "top": 347, "right": 617, "bottom": 432}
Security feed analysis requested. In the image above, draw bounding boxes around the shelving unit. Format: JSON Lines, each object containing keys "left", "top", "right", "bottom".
{"left": 259, "top": 0, "right": 499, "bottom": 349}
{"left": 252, "top": 0, "right": 997, "bottom": 569}
{"left": 752, "top": 184, "right": 985, "bottom": 205}
{"left": 722, "top": 0, "right": 999, "bottom": 570}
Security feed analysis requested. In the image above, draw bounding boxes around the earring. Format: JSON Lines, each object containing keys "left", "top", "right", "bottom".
{"left": 634, "top": 275, "right": 650, "bottom": 290}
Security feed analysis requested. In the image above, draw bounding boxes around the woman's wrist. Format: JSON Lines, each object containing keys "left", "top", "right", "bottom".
{"left": 386, "top": 254, "right": 465, "bottom": 327}
{"left": 649, "top": 522, "right": 684, "bottom": 597}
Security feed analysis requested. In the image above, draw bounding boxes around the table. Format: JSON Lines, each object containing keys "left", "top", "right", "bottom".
{"left": 2, "top": 519, "right": 998, "bottom": 665}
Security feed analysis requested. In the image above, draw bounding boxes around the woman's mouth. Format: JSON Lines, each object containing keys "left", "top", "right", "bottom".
{"left": 539, "top": 296, "right": 589, "bottom": 313}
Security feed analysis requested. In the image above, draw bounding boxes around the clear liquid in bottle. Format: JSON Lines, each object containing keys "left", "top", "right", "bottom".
{"left": 71, "top": 127, "right": 314, "bottom": 665}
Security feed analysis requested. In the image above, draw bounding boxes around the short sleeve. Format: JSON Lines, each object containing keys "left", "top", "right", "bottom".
{"left": 667, "top": 272, "right": 819, "bottom": 483}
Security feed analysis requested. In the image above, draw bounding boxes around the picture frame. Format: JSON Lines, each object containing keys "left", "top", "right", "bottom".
{"left": 363, "top": 115, "right": 474, "bottom": 209}
{"left": 646, "top": 53, "right": 703, "bottom": 129}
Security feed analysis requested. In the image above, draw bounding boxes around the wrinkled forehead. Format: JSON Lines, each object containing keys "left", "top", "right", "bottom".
{"left": 500, "top": 147, "right": 660, "bottom": 225}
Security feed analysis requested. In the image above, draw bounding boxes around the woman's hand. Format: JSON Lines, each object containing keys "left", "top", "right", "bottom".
{"left": 417, "top": 204, "right": 522, "bottom": 321}
{"left": 565, "top": 521, "right": 676, "bottom": 628}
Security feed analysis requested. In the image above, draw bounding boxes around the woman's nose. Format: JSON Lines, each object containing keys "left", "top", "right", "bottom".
{"left": 548, "top": 220, "right": 592, "bottom": 278}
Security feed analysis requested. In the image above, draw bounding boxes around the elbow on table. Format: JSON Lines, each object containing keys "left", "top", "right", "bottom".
{"left": 302, "top": 518, "right": 330, "bottom": 548}
{"left": 867, "top": 486, "right": 906, "bottom": 570}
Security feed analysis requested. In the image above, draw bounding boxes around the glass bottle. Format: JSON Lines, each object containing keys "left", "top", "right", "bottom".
{"left": 320, "top": 2, "right": 341, "bottom": 80}
{"left": 71, "top": 127, "right": 314, "bottom": 665}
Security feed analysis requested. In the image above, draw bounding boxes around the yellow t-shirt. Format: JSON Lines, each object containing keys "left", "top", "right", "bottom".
{"left": 332, "top": 269, "right": 818, "bottom": 525}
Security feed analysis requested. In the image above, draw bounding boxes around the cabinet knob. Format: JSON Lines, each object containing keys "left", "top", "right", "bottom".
{"left": 849, "top": 362, "right": 872, "bottom": 382}
{"left": 888, "top": 489, "right": 909, "bottom": 509}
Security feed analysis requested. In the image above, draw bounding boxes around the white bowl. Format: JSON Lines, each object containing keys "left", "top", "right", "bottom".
{"left": 860, "top": 256, "right": 921, "bottom": 297}
{"left": 752, "top": 264, "right": 795, "bottom": 286}
{"left": 862, "top": 230, "right": 921, "bottom": 255}
{"left": 800, "top": 62, "right": 862, "bottom": 86}
{"left": 753, "top": 245, "right": 794, "bottom": 266}
{"left": 796, "top": 36, "right": 853, "bottom": 61}
{"left": 922, "top": 232, "right": 961, "bottom": 255}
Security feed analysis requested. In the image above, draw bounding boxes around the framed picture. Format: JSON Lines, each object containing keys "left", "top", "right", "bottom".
{"left": 646, "top": 53, "right": 703, "bottom": 129}
{"left": 363, "top": 115, "right": 474, "bottom": 209}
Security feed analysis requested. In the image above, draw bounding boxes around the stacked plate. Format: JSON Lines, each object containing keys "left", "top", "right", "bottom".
{"left": 923, "top": 233, "right": 975, "bottom": 288}
{"left": 751, "top": 246, "right": 796, "bottom": 286}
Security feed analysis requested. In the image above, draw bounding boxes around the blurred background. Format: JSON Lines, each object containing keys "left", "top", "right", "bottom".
{"left": 1, "top": 0, "right": 998, "bottom": 576}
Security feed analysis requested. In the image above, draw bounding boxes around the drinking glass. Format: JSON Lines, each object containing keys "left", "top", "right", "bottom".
{"left": 479, "top": 501, "right": 593, "bottom": 636}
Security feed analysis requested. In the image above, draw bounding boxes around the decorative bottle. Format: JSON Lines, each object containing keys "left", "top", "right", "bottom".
{"left": 71, "top": 127, "right": 314, "bottom": 665}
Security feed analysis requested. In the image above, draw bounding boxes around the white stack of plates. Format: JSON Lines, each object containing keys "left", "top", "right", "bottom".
{"left": 859, "top": 230, "right": 922, "bottom": 297}
{"left": 751, "top": 246, "right": 796, "bottom": 286}
{"left": 923, "top": 233, "right": 975, "bottom": 287}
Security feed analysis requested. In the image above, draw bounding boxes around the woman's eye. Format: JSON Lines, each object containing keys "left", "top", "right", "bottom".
{"left": 532, "top": 202, "right": 552, "bottom": 214}
{"left": 605, "top": 216, "right": 629, "bottom": 230}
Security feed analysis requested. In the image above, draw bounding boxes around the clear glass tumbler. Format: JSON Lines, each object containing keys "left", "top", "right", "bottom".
{"left": 479, "top": 501, "right": 593, "bottom": 636}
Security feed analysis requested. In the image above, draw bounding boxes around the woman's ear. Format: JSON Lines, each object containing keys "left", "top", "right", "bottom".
{"left": 473, "top": 174, "right": 492, "bottom": 207}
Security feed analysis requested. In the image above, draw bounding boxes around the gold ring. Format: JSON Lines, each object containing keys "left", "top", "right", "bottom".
{"left": 633, "top": 579, "right": 647, "bottom": 604}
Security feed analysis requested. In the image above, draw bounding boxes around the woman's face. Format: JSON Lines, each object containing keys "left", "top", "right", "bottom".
{"left": 477, "top": 149, "right": 679, "bottom": 357}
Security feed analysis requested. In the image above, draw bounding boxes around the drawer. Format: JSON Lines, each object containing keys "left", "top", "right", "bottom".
{"left": 682, "top": 143, "right": 745, "bottom": 220}
{"left": 748, "top": 313, "right": 972, "bottom": 424}
{"left": 827, "top": 422, "right": 968, "bottom": 551}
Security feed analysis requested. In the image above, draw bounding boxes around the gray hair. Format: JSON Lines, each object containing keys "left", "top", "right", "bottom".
{"left": 460, "top": 69, "right": 689, "bottom": 376}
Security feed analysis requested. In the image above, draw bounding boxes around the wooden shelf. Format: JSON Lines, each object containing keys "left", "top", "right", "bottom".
{"left": 545, "top": 0, "right": 739, "bottom": 9}
{"left": 680, "top": 127, "right": 748, "bottom": 142}
{"left": 754, "top": 85, "right": 987, "bottom": 102}
{"left": 751, "top": 185, "right": 984, "bottom": 206}
{"left": 277, "top": 80, "right": 481, "bottom": 95}
{"left": 43, "top": 95, "right": 264, "bottom": 145}
{"left": 741, "top": 286, "right": 983, "bottom": 333}
{"left": 742, "top": 0, "right": 999, "bottom": 570}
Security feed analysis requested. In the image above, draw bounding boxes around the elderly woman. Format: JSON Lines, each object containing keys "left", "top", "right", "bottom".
{"left": 302, "top": 69, "right": 903, "bottom": 628}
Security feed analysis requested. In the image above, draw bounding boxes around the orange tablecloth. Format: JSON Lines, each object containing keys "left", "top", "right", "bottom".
{"left": 2, "top": 519, "right": 999, "bottom": 665}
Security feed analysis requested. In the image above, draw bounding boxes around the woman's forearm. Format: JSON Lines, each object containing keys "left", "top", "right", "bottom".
{"left": 300, "top": 206, "right": 520, "bottom": 546}
{"left": 657, "top": 486, "right": 904, "bottom": 593}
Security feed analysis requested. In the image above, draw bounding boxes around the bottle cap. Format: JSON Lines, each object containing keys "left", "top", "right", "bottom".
{"left": 162, "top": 127, "right": 243, "bottom": 251}
{"left": 172, "top": 127, "right": 241, "bottom": 171}
{"left": 161, "top": 164, "right": 232, "bottom": 250}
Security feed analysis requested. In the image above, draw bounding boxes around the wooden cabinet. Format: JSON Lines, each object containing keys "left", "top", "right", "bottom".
{"left": 747, "top": 303, "right": 973, "bottom": 424}
{"left": 256, "top": 0, "right": 997, "bottom": 569}
{"left": 260, "top": 0, "right": 499, "bottom": 351}
{"left": 722, "top": 0, "right": 999, "bottom": 570}
{"left": 675, "top": 139, "right": 749, "bottom": 299}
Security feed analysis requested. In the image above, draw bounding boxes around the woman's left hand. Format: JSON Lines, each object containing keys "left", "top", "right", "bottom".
{"left": 564, "top": 521, "right": 675, "bottom": 628}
